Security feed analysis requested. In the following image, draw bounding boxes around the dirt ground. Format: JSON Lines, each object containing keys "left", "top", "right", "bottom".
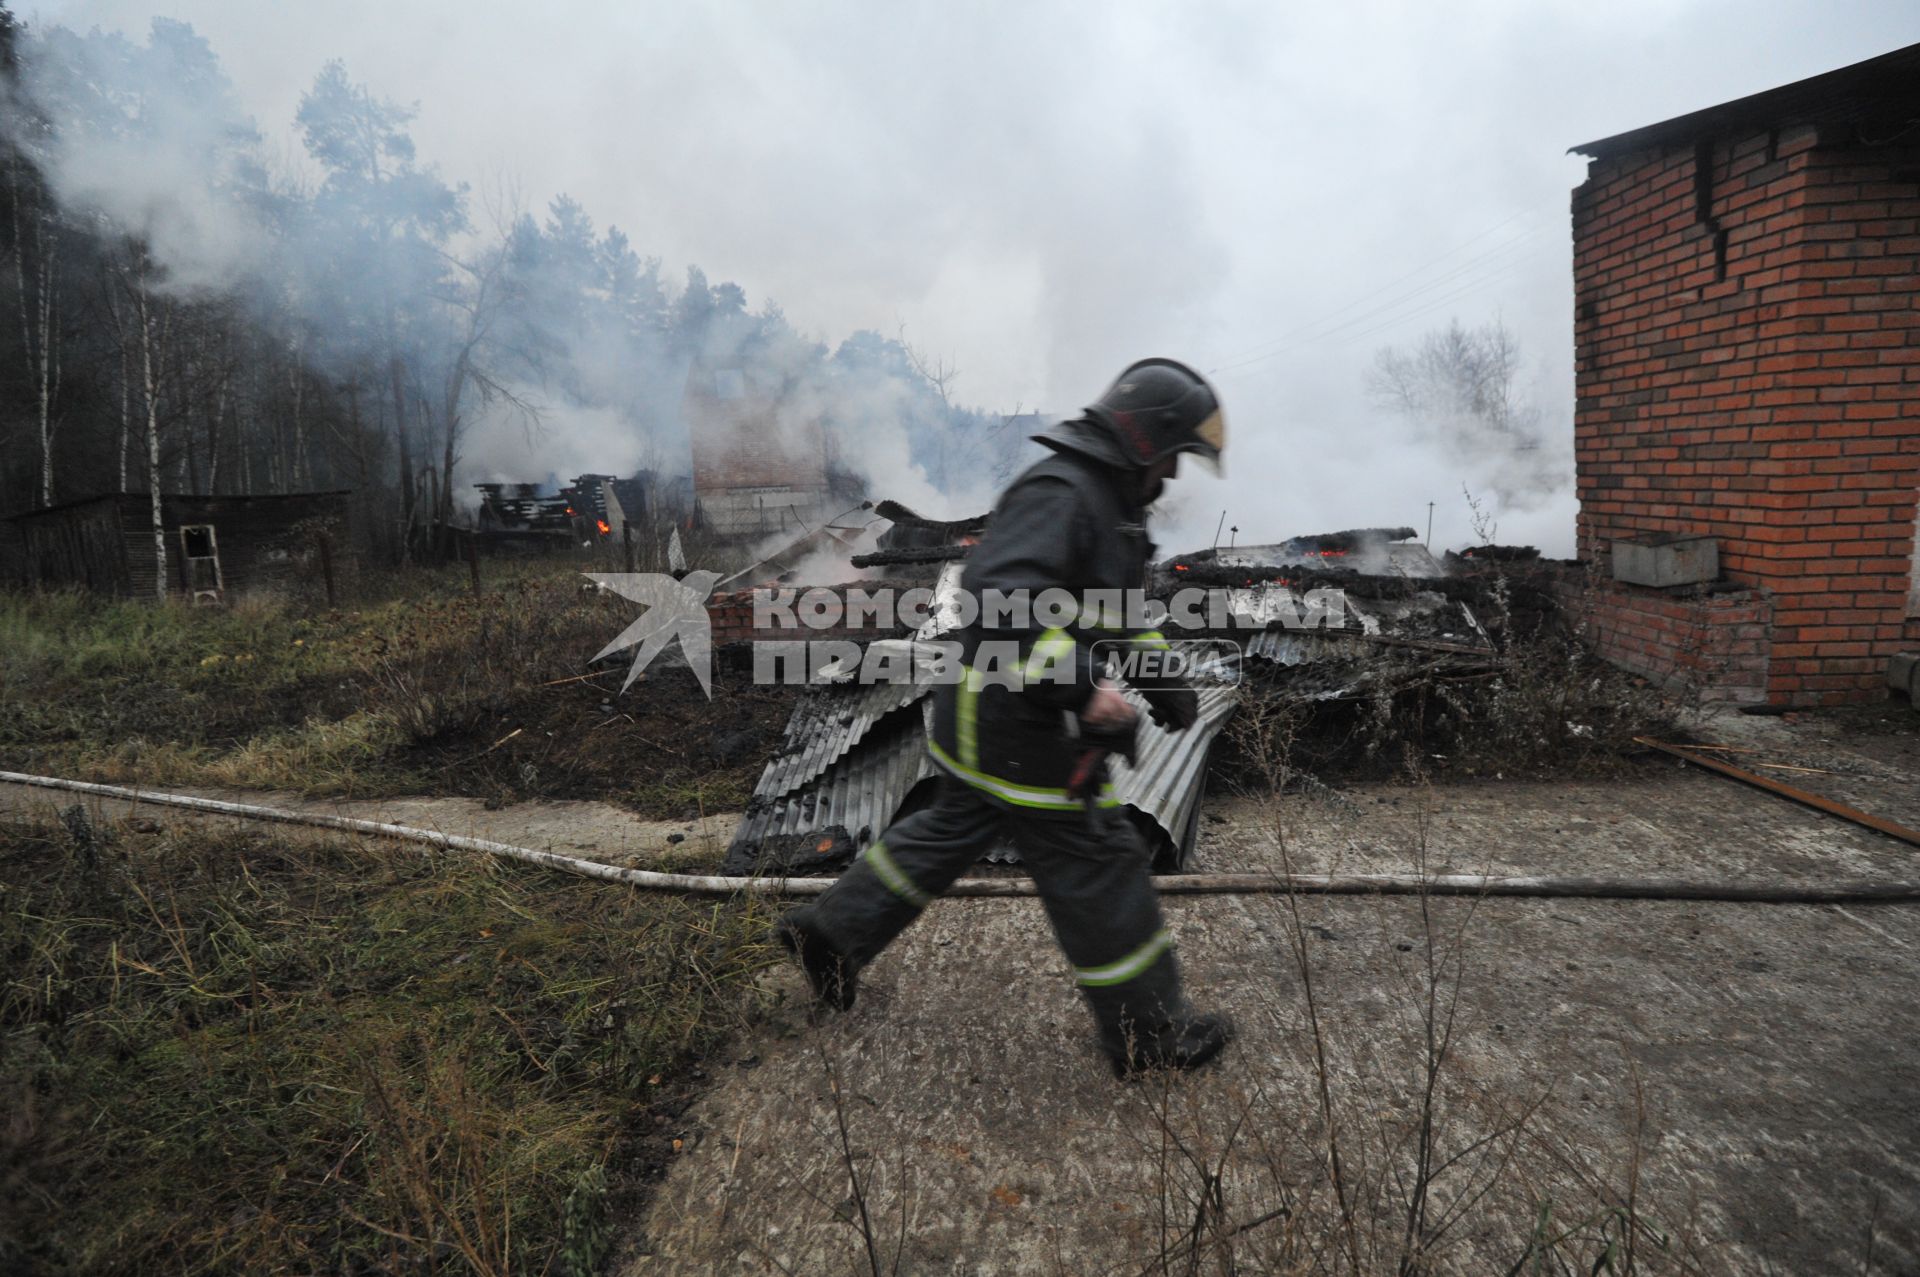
{"left": 4, "top": 705, "right": 1915, "bottom": 1273}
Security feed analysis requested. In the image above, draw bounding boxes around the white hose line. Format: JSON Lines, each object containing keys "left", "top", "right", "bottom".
{"left": 3, "top": 770, "right": 1917, "bottom": 905}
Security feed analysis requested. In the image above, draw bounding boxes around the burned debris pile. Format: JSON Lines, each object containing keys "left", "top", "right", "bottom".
{"left": 714, "top": 517, "right": 1584, "bottom": 879}
{"left": 849, "top": 500, "right": 990, "bottom": 571}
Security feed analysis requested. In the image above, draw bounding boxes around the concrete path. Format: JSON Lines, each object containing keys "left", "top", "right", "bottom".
{"left": 621, "top": 714, "right": 1920, "bottom": 1275}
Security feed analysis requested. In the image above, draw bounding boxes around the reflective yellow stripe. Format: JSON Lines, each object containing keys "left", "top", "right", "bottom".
{"left": 1020, "top": 628, "right": 1076, "bottom": 684}
{"left": 1076, "top": 929, "right": 1172, "bottom": 987}
{"left": 1130, "top": 630, "right": 1171, "bottom": 650}
{"left": 958, "top": 667, "right": 982, "bottom": 768}
{"left": 863, "top": 839, "right": 930, "bottom": 908}
{"left": 928, "top": 740, "right": 1121, "bottom": 811}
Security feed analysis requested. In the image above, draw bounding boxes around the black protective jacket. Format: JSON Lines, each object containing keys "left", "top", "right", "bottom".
{"left": 926, "top": 432, "right": 1170, "bottom": 812}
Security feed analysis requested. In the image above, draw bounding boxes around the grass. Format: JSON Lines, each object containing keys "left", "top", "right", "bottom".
{"left": 0, "top": 561, "right": 796, "bottom": 816}
{"left": 0, "top": 806, "right": 781, "bottom": 1276}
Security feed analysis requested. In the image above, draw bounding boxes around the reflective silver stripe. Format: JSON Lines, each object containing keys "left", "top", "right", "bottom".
{"left": 863, "top": 839, "right": 931, "bottom": 907}
{"left": 1075, "top": 929, "right": 1172, "bottom": 987}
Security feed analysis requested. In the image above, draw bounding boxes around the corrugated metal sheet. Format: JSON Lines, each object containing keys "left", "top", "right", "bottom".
{"left": 723, "top": 701, "right": 938, "bottom": 872}
{"left": 726, "top": 638, "right": 1245, "bottom": 874}
{"left": 752, "top": 659, "right": 934, "bottom": 799}
{"left": 742, "top": 563, "right": 971, "bottom": 802}
{"left": 1244, "top": 629, "right": 1369, "bottom": 665}
{"left": 1106, "top": 681, "right": 1239, "bottom": 855}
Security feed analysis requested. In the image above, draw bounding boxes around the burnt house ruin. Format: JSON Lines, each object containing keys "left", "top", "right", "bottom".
{"left": 684, "top": 360, "right": 864, "bottom": 539}
{"left": 1569, "top": 42, "right": 1920, "bottom": 706}
{"left": 8, "top": 490, "right": 352, "bottom": 602}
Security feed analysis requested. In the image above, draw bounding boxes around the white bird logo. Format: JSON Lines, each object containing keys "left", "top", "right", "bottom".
{"left": 584, "top": 570, "right": 723, "bottom": 696}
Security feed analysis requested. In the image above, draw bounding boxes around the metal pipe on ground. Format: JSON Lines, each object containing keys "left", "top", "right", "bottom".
{"left": 1635, "top": 737, "right": 1920, "bottom": 848}
{"left": 2, "top": 771, "right": 1917, "bottom": 905}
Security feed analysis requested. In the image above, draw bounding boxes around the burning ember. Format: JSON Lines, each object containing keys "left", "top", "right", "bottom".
{"left": 596, "top": 519, "right": 611, "bottom": 536}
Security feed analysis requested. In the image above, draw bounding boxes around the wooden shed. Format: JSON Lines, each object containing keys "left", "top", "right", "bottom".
{"left": 7, "top": 491, "right": 352, "bottom": 601}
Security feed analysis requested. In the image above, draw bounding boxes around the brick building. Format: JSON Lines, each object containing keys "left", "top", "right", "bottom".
{"left": 1569, "top": 43, "right": 1920, "bottom": 706}
{"left": 684, "top": 361, "right": 863, "bottom": 541}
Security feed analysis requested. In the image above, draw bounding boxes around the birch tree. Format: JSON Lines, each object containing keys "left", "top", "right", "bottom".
{"left": 8, "top": 165, "right": 59, "bottom": 505}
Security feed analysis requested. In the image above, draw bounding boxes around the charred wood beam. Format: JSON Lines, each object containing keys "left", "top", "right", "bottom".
{"left": 851, "top": 544, "right": 975, "bottom": 568}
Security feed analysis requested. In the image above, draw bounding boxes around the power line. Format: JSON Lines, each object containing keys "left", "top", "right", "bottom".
{"left": 1213, "top": 243, "right": 1553, "bottom": 385}
{"left": 1205, "top": 197, "right": 1563, "bottom": 375}
{"left": 1209, "top": 231, "right": 1547, "bottom": 376}
{"left": 1206, "top": 206, "right": 1543, "bottom": 366}
{"left": 1307, "top": 245, "right": 1553, "bottom": 351}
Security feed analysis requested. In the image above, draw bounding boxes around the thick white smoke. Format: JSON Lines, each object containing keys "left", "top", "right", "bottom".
{"left": 19, "top": 19, "right": 267, "bottom": 292}
{"left": 13, "top": 2, "right": 1906, "bottom": 562}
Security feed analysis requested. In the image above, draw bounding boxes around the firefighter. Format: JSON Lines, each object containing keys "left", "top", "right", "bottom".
{"left": 777, "top": 357, "right": 1233, "bottom": 1077}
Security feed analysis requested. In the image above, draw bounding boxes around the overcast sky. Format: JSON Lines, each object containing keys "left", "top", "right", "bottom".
{"left": 19, "top": 0, "right": 1920, "bottom": 552}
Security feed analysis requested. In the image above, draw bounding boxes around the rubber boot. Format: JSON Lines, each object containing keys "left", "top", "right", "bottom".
{"left": 776, "top": 910, "right": 859, "bottom": 1011}
{"left": 1108, "top": 1012, "right": 1235, "bottom": 1079}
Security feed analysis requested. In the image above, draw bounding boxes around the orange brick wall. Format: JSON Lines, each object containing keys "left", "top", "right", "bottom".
{"left": 1572, "top": 124, "right": 1920, "bottom": 706}
{"left": 1557, "top": 578, "right": 1772, "bottom": 704}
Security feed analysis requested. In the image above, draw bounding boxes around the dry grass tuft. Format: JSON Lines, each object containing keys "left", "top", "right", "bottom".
{"left": 0, "top": 808, "right": 779, "bottom": 1275}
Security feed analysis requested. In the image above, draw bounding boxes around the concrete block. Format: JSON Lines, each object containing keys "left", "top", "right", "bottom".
{"left": 1611, "top": 535, "right": 1719, "bottom": 589}
{"left": 1890, "top": 652, "right": 1920, "bottom": 709}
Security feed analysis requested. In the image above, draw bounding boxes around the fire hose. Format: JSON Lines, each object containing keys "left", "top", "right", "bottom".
{"left": 3, "top": 771, "right": 1917, "bottom": 905}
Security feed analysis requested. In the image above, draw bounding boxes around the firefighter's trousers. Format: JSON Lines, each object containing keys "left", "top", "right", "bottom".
{"left": 791, "top": 774, "right": 1192, "bottom": 1056}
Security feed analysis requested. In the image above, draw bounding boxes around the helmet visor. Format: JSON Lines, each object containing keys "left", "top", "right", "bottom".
{"left": 1191, "top": 408, "right": 1226, "bottom": 476}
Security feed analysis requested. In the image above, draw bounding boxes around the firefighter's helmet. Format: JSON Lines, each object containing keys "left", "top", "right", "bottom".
{"left": 1084, "top": 358, "right": 1226, "bottom": 476}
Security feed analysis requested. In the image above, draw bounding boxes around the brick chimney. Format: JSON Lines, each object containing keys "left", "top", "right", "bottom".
{"left": 1568, "top": 46, "right": 1920, "bottom": 706}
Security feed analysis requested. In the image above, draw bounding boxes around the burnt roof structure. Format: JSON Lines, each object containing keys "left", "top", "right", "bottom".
{"left": 1570, "top": 41, "right": 1920, "bottom": 159}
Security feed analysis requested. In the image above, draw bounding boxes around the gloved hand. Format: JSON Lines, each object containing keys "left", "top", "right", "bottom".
{"left": 1080, "top": 680, "right": 1137, "bottom": 730}
{"left": 1141, "top": 685, "right": 1199, "bottom": 732}
{"left": 1075, "top": 714, "right": 1139, "bottom": 763}
{"left": 1065, "top": 711, "right": 1137, "bottom": 802}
